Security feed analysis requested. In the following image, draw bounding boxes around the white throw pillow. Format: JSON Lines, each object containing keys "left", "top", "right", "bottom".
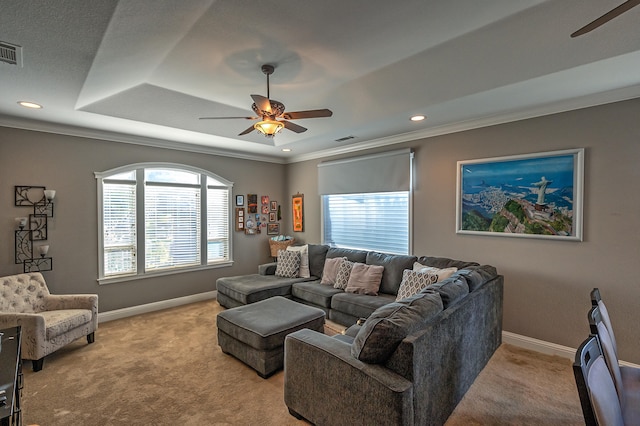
{"left": 286, "top": 245, "right": 310, "bottom": 278}
{"left": 413, "top": 262, "right": 458, "bottom": 282}
{"left": 396, "top": 269, "right": 439, "bottom": 301}
{"left": 275, "top": 250, "right": 301, "bottom": 278}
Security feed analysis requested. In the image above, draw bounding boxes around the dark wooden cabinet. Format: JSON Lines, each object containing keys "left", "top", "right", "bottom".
{"left": 0, "top": 327, "right": 22, "bottom": 426}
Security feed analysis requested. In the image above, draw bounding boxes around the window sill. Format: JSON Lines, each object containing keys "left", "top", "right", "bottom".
{"left": 98, "top": 261, "right": 234, "bottom": 285}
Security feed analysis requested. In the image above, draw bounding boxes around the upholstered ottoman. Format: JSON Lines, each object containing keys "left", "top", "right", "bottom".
{"left": 217, "top": 296, "right": 325, "bottom": 378}
{"left": 216, "top": 274, "right": 298, "bottom": 308}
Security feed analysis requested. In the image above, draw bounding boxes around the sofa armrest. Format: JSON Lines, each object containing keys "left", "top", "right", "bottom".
{"left": 0, "top": 312, "right": 46, "bottom": 339}
{"left": 258, "top": 262, "right": 277, "bottom": 275}
{"left": 284, "top": 329, "right": 413, "bottom": 425}
{"left": 44, "top": 294, "right": 98, "bottom": 314}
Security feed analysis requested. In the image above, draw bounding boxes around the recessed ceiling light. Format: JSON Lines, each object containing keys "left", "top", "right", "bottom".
{"left": 18, "top": 101, "right": 42, "bottom": 109}
{"left": 410, "top": 115, "right": 425, "bottom": 121}
{"left": 282, "top": 148, "right": 291, "bottom": 152}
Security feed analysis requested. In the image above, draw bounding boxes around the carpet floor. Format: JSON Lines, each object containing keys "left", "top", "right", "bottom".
{"left": 20, "top": 299, "right": 584, "bottom": 425}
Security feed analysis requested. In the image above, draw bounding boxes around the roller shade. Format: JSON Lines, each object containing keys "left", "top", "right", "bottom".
{"left": 318, "top": 148, "right": 413, "bottom": 195}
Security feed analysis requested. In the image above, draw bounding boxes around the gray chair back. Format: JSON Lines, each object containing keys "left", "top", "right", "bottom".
{"left": 591, "top": 288, "right": 619, "bottom": 357}
{"left": 573, "top": 335, "right": 624, "bottom": 426}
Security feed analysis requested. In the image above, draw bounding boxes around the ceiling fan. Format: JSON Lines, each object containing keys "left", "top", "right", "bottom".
{"left": 571, "top": 0, "right": 640, "bottom": 37}
{"left": 199, "top": 64, "right": 333, "bottom": 137}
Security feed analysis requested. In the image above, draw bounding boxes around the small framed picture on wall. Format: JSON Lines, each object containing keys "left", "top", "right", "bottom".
{"left": 235, "top": 195, "right": 244, "bottom": 206}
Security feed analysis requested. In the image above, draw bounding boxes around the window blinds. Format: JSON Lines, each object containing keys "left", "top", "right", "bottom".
{"left": 317, "top": 148, "right": 413, "bottom": 195}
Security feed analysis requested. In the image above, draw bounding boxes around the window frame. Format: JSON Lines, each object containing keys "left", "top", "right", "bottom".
{"left": 95, "top": 162, "right": 233, "bottom": 284}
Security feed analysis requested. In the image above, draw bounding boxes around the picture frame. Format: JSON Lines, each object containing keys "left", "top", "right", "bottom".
{"left": 247, "top": 194, "right": 258, "bottom": 213}
{"left": 267, "top": 223, "right": 279, "bottom": 235}
{"left": 235, "top": 208, "right": 245, "bottom": 231}
{"left": 292, "top": 193, "right": 304, "bottom": 232}
{"left": 269, "top": 212, "right": 276, "bottom": 222}
{"left": 235, "top": 195, "right": 244, "bottom": 206}
{"left": 456, "top": 148, "right": 584, "bottom": 241}
{"left": 270, "top": 201, "right": 277, "bottom": 211}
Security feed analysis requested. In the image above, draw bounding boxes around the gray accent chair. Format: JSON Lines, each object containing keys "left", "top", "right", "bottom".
{"left": 0, "top": 272, "right": 98, "bottom": 371}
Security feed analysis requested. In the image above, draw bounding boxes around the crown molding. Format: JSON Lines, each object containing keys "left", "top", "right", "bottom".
{"left": 287, "top": 84, "right": 640, "bottom": 163}
{"left": 0, "top": 116, "right": 287, "bottom": 164}
{"left": 3, "top": 83, "right": 639, "bottom": 166}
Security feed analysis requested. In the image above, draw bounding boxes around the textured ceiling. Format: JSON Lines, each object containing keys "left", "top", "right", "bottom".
{"left": 1, "top": 0, "right": 639, "bottom": 162}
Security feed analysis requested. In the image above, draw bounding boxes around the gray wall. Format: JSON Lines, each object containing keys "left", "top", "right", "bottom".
{"left": 0, "top": 128, "right": 286, "bottom": 312}
{"left": 287, "top": 98, "right": 640, "bottom": 363}
{"left": 2, "top": 98, "right": 639, "bottom": 362}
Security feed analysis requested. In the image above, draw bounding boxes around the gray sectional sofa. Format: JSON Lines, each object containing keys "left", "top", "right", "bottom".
{"left": 215, "top": 244, "right": 503, "bottom": 425}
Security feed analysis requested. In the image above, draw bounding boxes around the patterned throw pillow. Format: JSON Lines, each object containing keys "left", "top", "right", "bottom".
{"left": 275, "top": 250, "right": 301, "bottom": 278}
{"left": 396, "top": 269, "right": 438, "bottom": 301}
{"left": 413, "top": 262, "right": 458, "bottom": 282}
{"left": 334, "top": 260, "right": 354, "bottom": 290}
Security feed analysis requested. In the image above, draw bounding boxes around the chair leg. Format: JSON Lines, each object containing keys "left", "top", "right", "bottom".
{"left": 32, "top": 358, "right": 44, "bottom": 372}
{"left": 87, "top": 332, "right": 95, "bottom": 344}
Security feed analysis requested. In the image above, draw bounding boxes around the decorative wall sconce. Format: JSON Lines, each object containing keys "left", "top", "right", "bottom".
{"left": 14, "top": 185, "right": 54, "bottom": 272}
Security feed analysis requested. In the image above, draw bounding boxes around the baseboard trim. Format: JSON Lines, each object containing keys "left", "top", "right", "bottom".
{"left": 503, "top": 330, "right": 640, "bottom": 368}
{"left": 98, "top": 291, "right": 217, "bottom": 323}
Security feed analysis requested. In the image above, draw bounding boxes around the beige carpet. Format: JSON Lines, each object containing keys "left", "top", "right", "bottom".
{"left": 21, "top": 300, "right": 584, "bottom": 425}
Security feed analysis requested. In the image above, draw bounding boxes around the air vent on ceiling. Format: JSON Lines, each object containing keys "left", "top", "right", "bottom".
{"left": 335, "top": 135, "right": 355, "bottom": 142}
{"left": 0, "top": 41, "right": 22, "bottom": 66}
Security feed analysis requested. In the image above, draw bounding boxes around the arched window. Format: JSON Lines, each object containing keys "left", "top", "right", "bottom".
{"left": 95, "top": 163, "right": 233, "bottom": 283}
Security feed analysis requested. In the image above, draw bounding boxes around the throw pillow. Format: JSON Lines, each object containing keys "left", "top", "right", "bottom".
{"left": 351, "top": 291, "right": 443, "bottom": 363}
{"left": 396, "top": 269, "right": 438, "bottom": 301}
{"left": 275, "top": 249, "right": 301, "bottom": 278}
{"left": 413, "top": 262, "right": 458, "bottom": 282}
{"left": 345, "top": 263, "right": 384, "bottom": 295}
{"left": 287, "top": 245, "right": 310, "bottom": 278}
{"left": 320, "top": 257, "right": 347, "bottom": 285}
{"left": 334, "top": 260, "right": 354, "bottom": 290}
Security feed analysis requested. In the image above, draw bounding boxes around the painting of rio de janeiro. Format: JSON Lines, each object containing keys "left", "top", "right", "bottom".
{"left": 456, "top": 149, "right": 584, "bottom": 241}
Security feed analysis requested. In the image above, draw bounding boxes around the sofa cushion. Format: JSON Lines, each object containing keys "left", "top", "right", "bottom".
{"left": 351, "top": 290, "right": 443, "bottom": 363}
{"left": 334, "top": 260, "right": 354, "bottom": 290}
{"left": 292, "top": 281, "right": 342, "bottom": 308}
{"left": 455, "top": 265, "right": 498, "bottom": 292}
{"left": 365, "top": 252, "right": 417, "bottom": 295}
{"left": 413, "top": 262, "right": 458, "bottom": 282}
{"left": 320, "top": 257, "right": 346, "bottom": 285}
{"left": 40, "top": 309, "right": 93, "bottom": 339}
{"left": 276, "top": 250, "right": 301, "bottom": 278}
{"left": 425, "top": 276, "right": 469, "bottom": 308}
{"left": 345, "top": 263, "right": 384, "bottom": 295}
{"left": 307, "top": 244, "right": 329, "bottom": 278}
{"left": 330, "top": 292, "right": 396, "bottom": 321}
{"left": 287, "top": 245, "right": 310, "bottom": 278}
{"left": 396, "top": 269, "right": 438, "bottom": 301}
{"left": 416, "top": 256, "right": 479, "bottom": 270}
{"left": 326, "top": 247, "right": 368, "bottom": 263}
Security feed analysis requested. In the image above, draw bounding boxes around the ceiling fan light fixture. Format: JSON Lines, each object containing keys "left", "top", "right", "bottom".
{"left": 254, "top": 119, "right": 284, "bottom": 137}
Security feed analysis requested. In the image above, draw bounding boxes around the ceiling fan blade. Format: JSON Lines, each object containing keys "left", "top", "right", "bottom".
{"left": 251, "top": 94, "right": 272, "bottom": 114}
{"left": 199, "top": 116, "right": 257, "bottom": 120}
{"left": 571, "top": 0, "right": 640, "bottom": 37}
{"left": 282, "top": 109, "right": 333, "bottom": 120}
{"left": 282, "top": 120, "right": 307, "bottom": 133}
{"left": 238, "top": 125, "right": 256, "bottom": 136}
